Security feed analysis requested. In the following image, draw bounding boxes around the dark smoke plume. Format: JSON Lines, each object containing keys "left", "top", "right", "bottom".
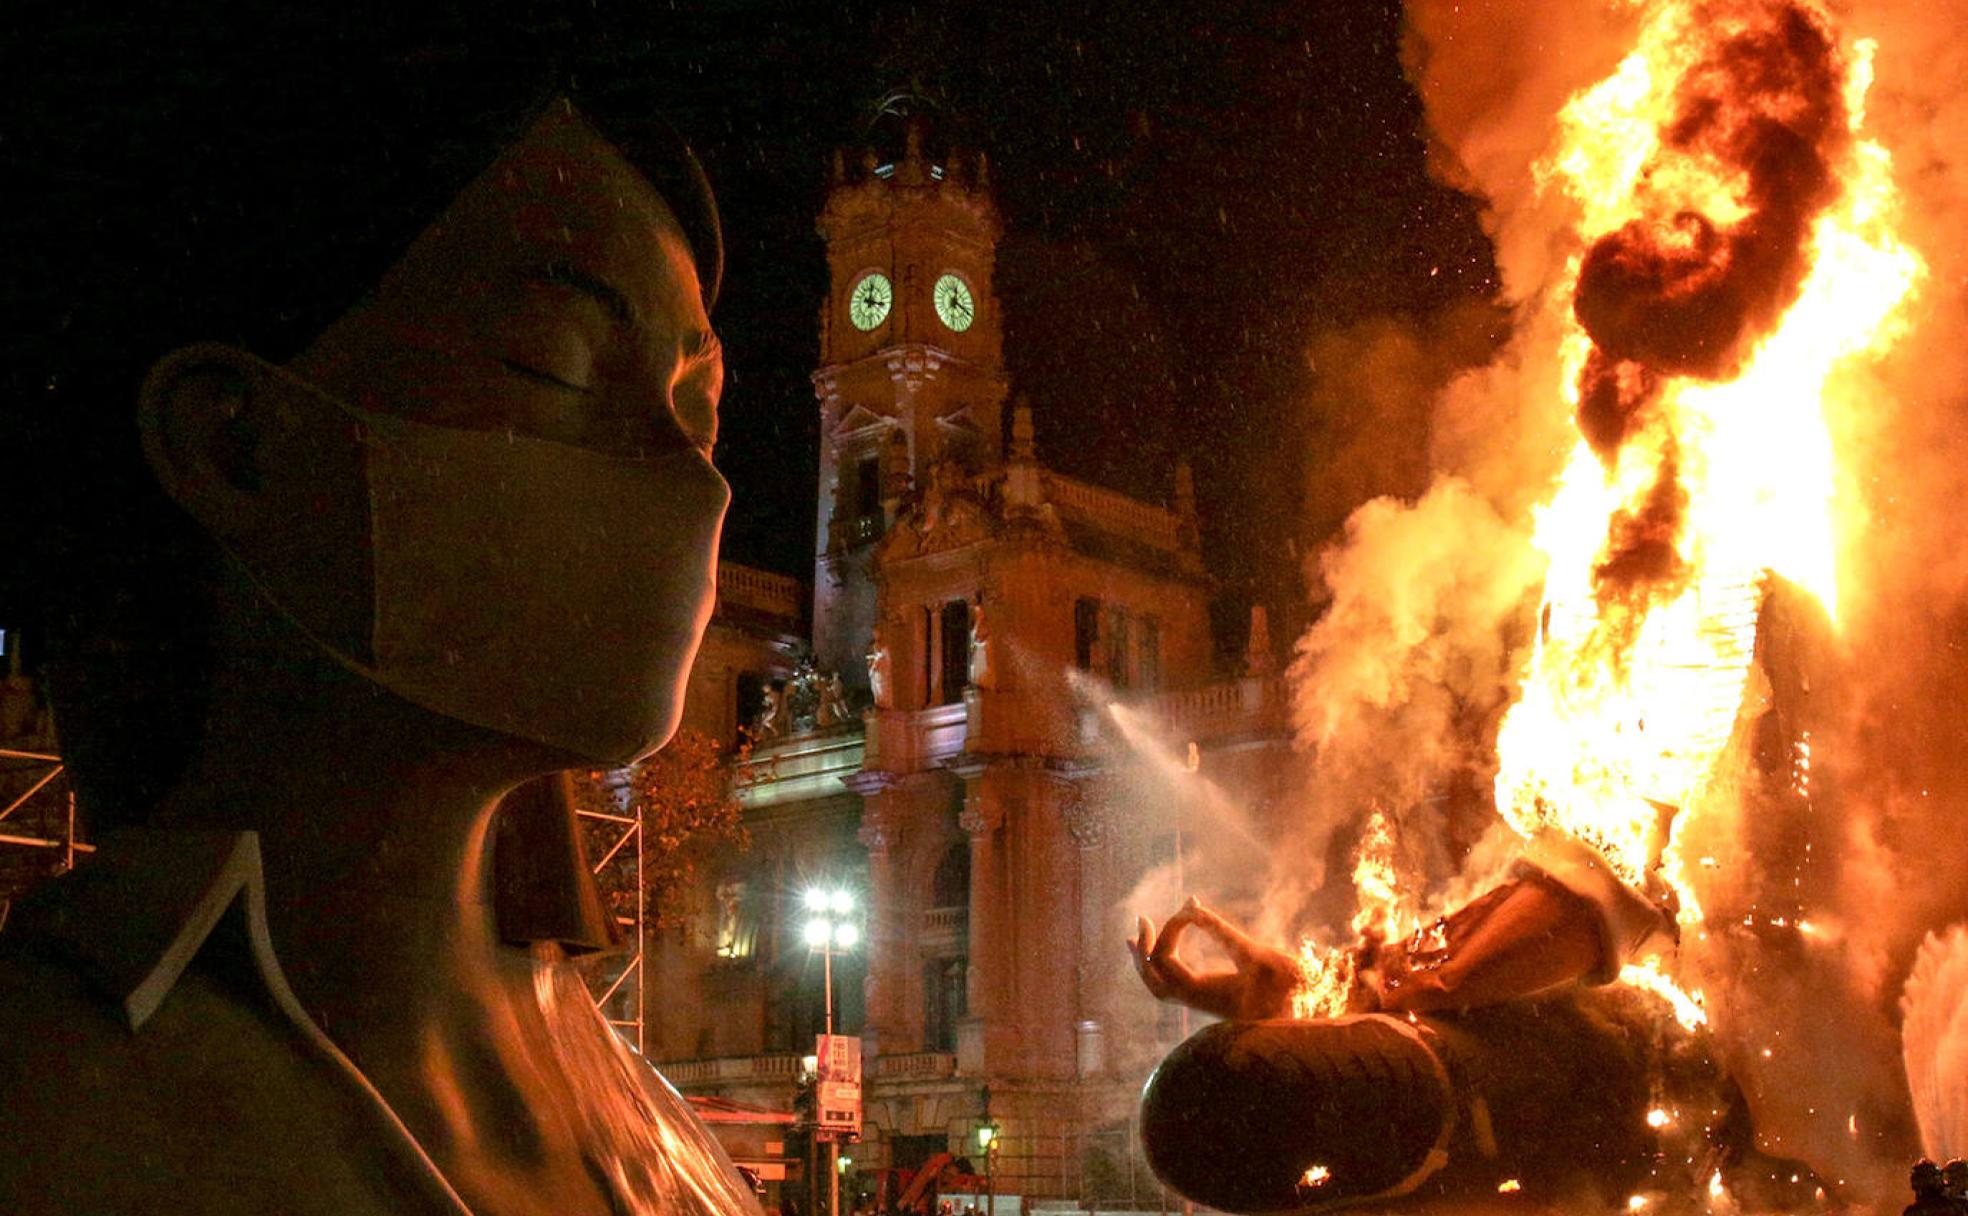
{"left": 1573, "top": 0, "right": 1849, "bottom": 621}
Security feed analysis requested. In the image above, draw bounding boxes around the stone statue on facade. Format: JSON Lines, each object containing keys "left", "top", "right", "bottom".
{"left": 968, "top": 591, "right": 995, "bottom": 689}
{"left": 815, "top": 672, "right": 850, "bottom": 729}
{"left": 867, "top": 623, "right": 893, "bottom": 710}
{"left": 753, "top": 682, "right": 786, "bottom": 741}
{"left": 0, "top": 86, "right": 758, "bottom": 1216}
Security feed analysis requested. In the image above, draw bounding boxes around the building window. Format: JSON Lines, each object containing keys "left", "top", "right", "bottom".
{"left": 853, "top": 453, "right": 882, "bottom": 520}
{"left": 1105, "top": 606, "right": 1130, "bottom": 689}
{"left": 1138, "top": 617, "right": 1160, "bottom": 690}
{"left": 938, "top": 597, "right": 971, "bottom": 705}
{"left": 1074, "top": 598, "right": 1100, "bottom": 670}
{"left": 924, "top": 956, "right": 968, "bottom": 1052}
{"left": 930, "top": 841, "right": 970, "bottom": 910}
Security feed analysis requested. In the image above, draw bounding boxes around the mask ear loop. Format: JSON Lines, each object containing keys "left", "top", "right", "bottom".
{"left": 137, "top": 342, "right": 404, "bottom": 692}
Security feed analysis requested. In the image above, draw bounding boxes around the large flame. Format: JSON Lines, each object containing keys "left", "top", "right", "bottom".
{"left": 1494, "top": 0, "right": 1919, "bottom": 940}
{"left": 1293, "top": 0, "right": 1920, "bottom": 1025}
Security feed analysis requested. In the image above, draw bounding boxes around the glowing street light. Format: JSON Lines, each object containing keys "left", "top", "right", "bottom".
{"left": 799, "top": 884, "right": 862, "bottom": 1216}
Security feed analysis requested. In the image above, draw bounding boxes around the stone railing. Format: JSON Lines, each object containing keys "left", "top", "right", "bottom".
{"left": 1043, "top": 473, "right": 1182, "bottom": 551}
{"left": 1145, "top": 675, "right": 1289, "bottom": 741}
{"left": 923, "top": 906, "right": 967, "bottom": 936}
{"left": 717, "top": 563, "right": 803, "bottom": 621}
{"left": 657, "top": 1053, "right": 806, "bottom": 1089}
{"left": 863, "top": 701, "right": 969, "bottom": 775}
{"left": 875, "top": 1051, "right": 957, "bottom": 1080}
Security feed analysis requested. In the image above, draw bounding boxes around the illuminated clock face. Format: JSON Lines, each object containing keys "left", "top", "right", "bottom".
{"left": 933, "top": 274, "right": 975, "bottom": 332}
{"left": 848, "top": 272, "right": 893, "bottom": 331}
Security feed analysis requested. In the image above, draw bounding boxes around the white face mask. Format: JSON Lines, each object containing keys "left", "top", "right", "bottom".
{"left": 150, "top": 347, "right": 730, "bottom": 766}
{"left": 357, "top": 403, "right": 729, "bottom": 765}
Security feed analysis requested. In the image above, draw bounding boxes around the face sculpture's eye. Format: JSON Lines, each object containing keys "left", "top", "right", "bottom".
{"left": 277, "top": 104, "right": 731, "bottom": 763}
{"left": 292, "top": 108, "right": 724, "bottom": 468}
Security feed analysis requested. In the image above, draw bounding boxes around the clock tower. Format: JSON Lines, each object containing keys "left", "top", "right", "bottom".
{"left": 811, "top": 112, "right": 1007, "bottom": 689}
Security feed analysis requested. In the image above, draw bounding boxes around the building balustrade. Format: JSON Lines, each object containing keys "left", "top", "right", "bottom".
{"left": 922, "top": 905, "right": 967, "bottom": 935}
{"left": 874, "top": 1051, "right": 957, "bottom": 1080}
{"left": 716, "top": 562, "right": 804, "bottom": 621}
{"left": 1043, "top": 473, "right": 1184, "bottom": 552}
{"left": 1142, "top": 675, "right": 1289, "bottom": 742}
{"left": 656, "top": 1053, "right": 806, "bottom": 1089}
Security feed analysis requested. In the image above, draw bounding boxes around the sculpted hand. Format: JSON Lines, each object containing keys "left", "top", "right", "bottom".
{"left": 1128, "top": 896, "right": 1300, "bottom": 1022}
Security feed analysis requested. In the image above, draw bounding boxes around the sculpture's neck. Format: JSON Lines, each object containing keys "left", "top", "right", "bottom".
{"left": 150, "top": 568, "right": 624, "bottom": 1215}
{"left": 152, "top": 560, "right": 561, "bottom": 1016}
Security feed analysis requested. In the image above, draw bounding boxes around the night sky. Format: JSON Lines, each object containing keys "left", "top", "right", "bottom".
{"left": 5, "top": 1, "right": 1498, "bottom": 645}
{"left": 613, "top": 1, "right": 1498, "bottom": 614}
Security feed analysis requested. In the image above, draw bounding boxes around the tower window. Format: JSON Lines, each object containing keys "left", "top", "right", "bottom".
{"left": 853, "top": 453, "right": 882, "bottom": 519}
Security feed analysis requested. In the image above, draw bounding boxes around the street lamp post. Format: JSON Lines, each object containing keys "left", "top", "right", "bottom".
{"left": 977, "top": 1122, "right": 999, "bottom": 1216}
{"left": 805, "top": 888, "right": 860, "bottom": 1216}
{"left": 977, "top": 1086, "right": 999, "bottom": 1216}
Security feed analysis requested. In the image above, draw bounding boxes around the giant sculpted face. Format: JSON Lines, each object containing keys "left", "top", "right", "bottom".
{"left": 141, "top": 103, "right": 730, "bottom": 764}
{"left": 0, "top": 102, "right": 753, "bottom": 1216}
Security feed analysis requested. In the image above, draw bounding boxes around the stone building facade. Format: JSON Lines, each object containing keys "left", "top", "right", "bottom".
{"left": 644, "top": 117, "right": 1292, "bottom": 1208}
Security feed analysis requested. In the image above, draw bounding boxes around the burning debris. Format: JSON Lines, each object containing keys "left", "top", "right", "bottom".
{"left": 1143, "top": 0, "right": 1936, "bottom": 1210}
{"left": 1280, "top": 0, "right": 1920, "bottom": 1039}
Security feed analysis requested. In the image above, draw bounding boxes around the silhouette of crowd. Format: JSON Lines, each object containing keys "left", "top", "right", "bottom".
{"left": 1906, "top": 1159, "right": 1968, "bottom": 1215}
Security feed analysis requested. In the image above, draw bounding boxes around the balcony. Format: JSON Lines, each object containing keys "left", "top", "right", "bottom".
{"left": 862, "top": 701, "right": 968, "bottom": 775}
{"left": 716, "top": 563, "right": 803, "bottom": 622}
{"left": 827, "top": 513, "right": 885, "bottom": 553}
{"left": 923, "top": 906, "right": 967, "bottom": 935}
{"left": 874, "top": 1051, "right": 957, "bottom": 1081}
{"left": 1043, "top": 472, "right": 1184, "bottom": 552}
{"left": 922, "top": 904, "right": 967, "bottom": 951}
{"left": 656, "top": 1053, "right": 805, "bottom": 1092}
{"left": 1143, "top": 675, "right": 1288, "bottom": 744}
{"left": 737, "top": 729, "right": 868, "bottom": 810}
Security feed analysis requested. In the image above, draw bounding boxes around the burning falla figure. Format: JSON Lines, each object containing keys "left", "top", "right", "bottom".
{"left": 1128, "top": 838, "right": 1838, "bottom": 1214}
{"left": 1128, "top": 0, "right": 1924, "bottom": 1209}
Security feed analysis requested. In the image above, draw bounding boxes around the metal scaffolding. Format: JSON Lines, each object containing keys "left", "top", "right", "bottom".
{"left": 0, "top": 739, "right": 645, "bottom": 1057}
{"left": 0, "top": 748, "right": 92, "bottom": 930}
{"left": 576, "top": 797, "right": 646, "bottom": 1054}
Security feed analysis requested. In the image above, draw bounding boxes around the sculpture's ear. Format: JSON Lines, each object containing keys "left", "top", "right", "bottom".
{"left": 136, "top": 343, "right": 375, "bottom": 659}
{"left": 137, "top": 343, "right": 289, "bottom": 544}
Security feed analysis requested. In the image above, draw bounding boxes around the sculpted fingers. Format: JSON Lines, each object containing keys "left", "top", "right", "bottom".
{"left": 1130, "top": 916, "right": 1172, "bottom": 999}
{"left": 1148, "top": 900, "right": 1203, "bottom": 966}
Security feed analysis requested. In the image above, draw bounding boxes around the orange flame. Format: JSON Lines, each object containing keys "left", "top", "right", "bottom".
{"left": 1294, "top": 809, "right": 1424, "bottom": 1018}
{"left": 1492, "top": 0, "right": 1920, "bottom": 995}
{"left": 1287, "top": 0, "right": 1919, "bottom": 1035}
